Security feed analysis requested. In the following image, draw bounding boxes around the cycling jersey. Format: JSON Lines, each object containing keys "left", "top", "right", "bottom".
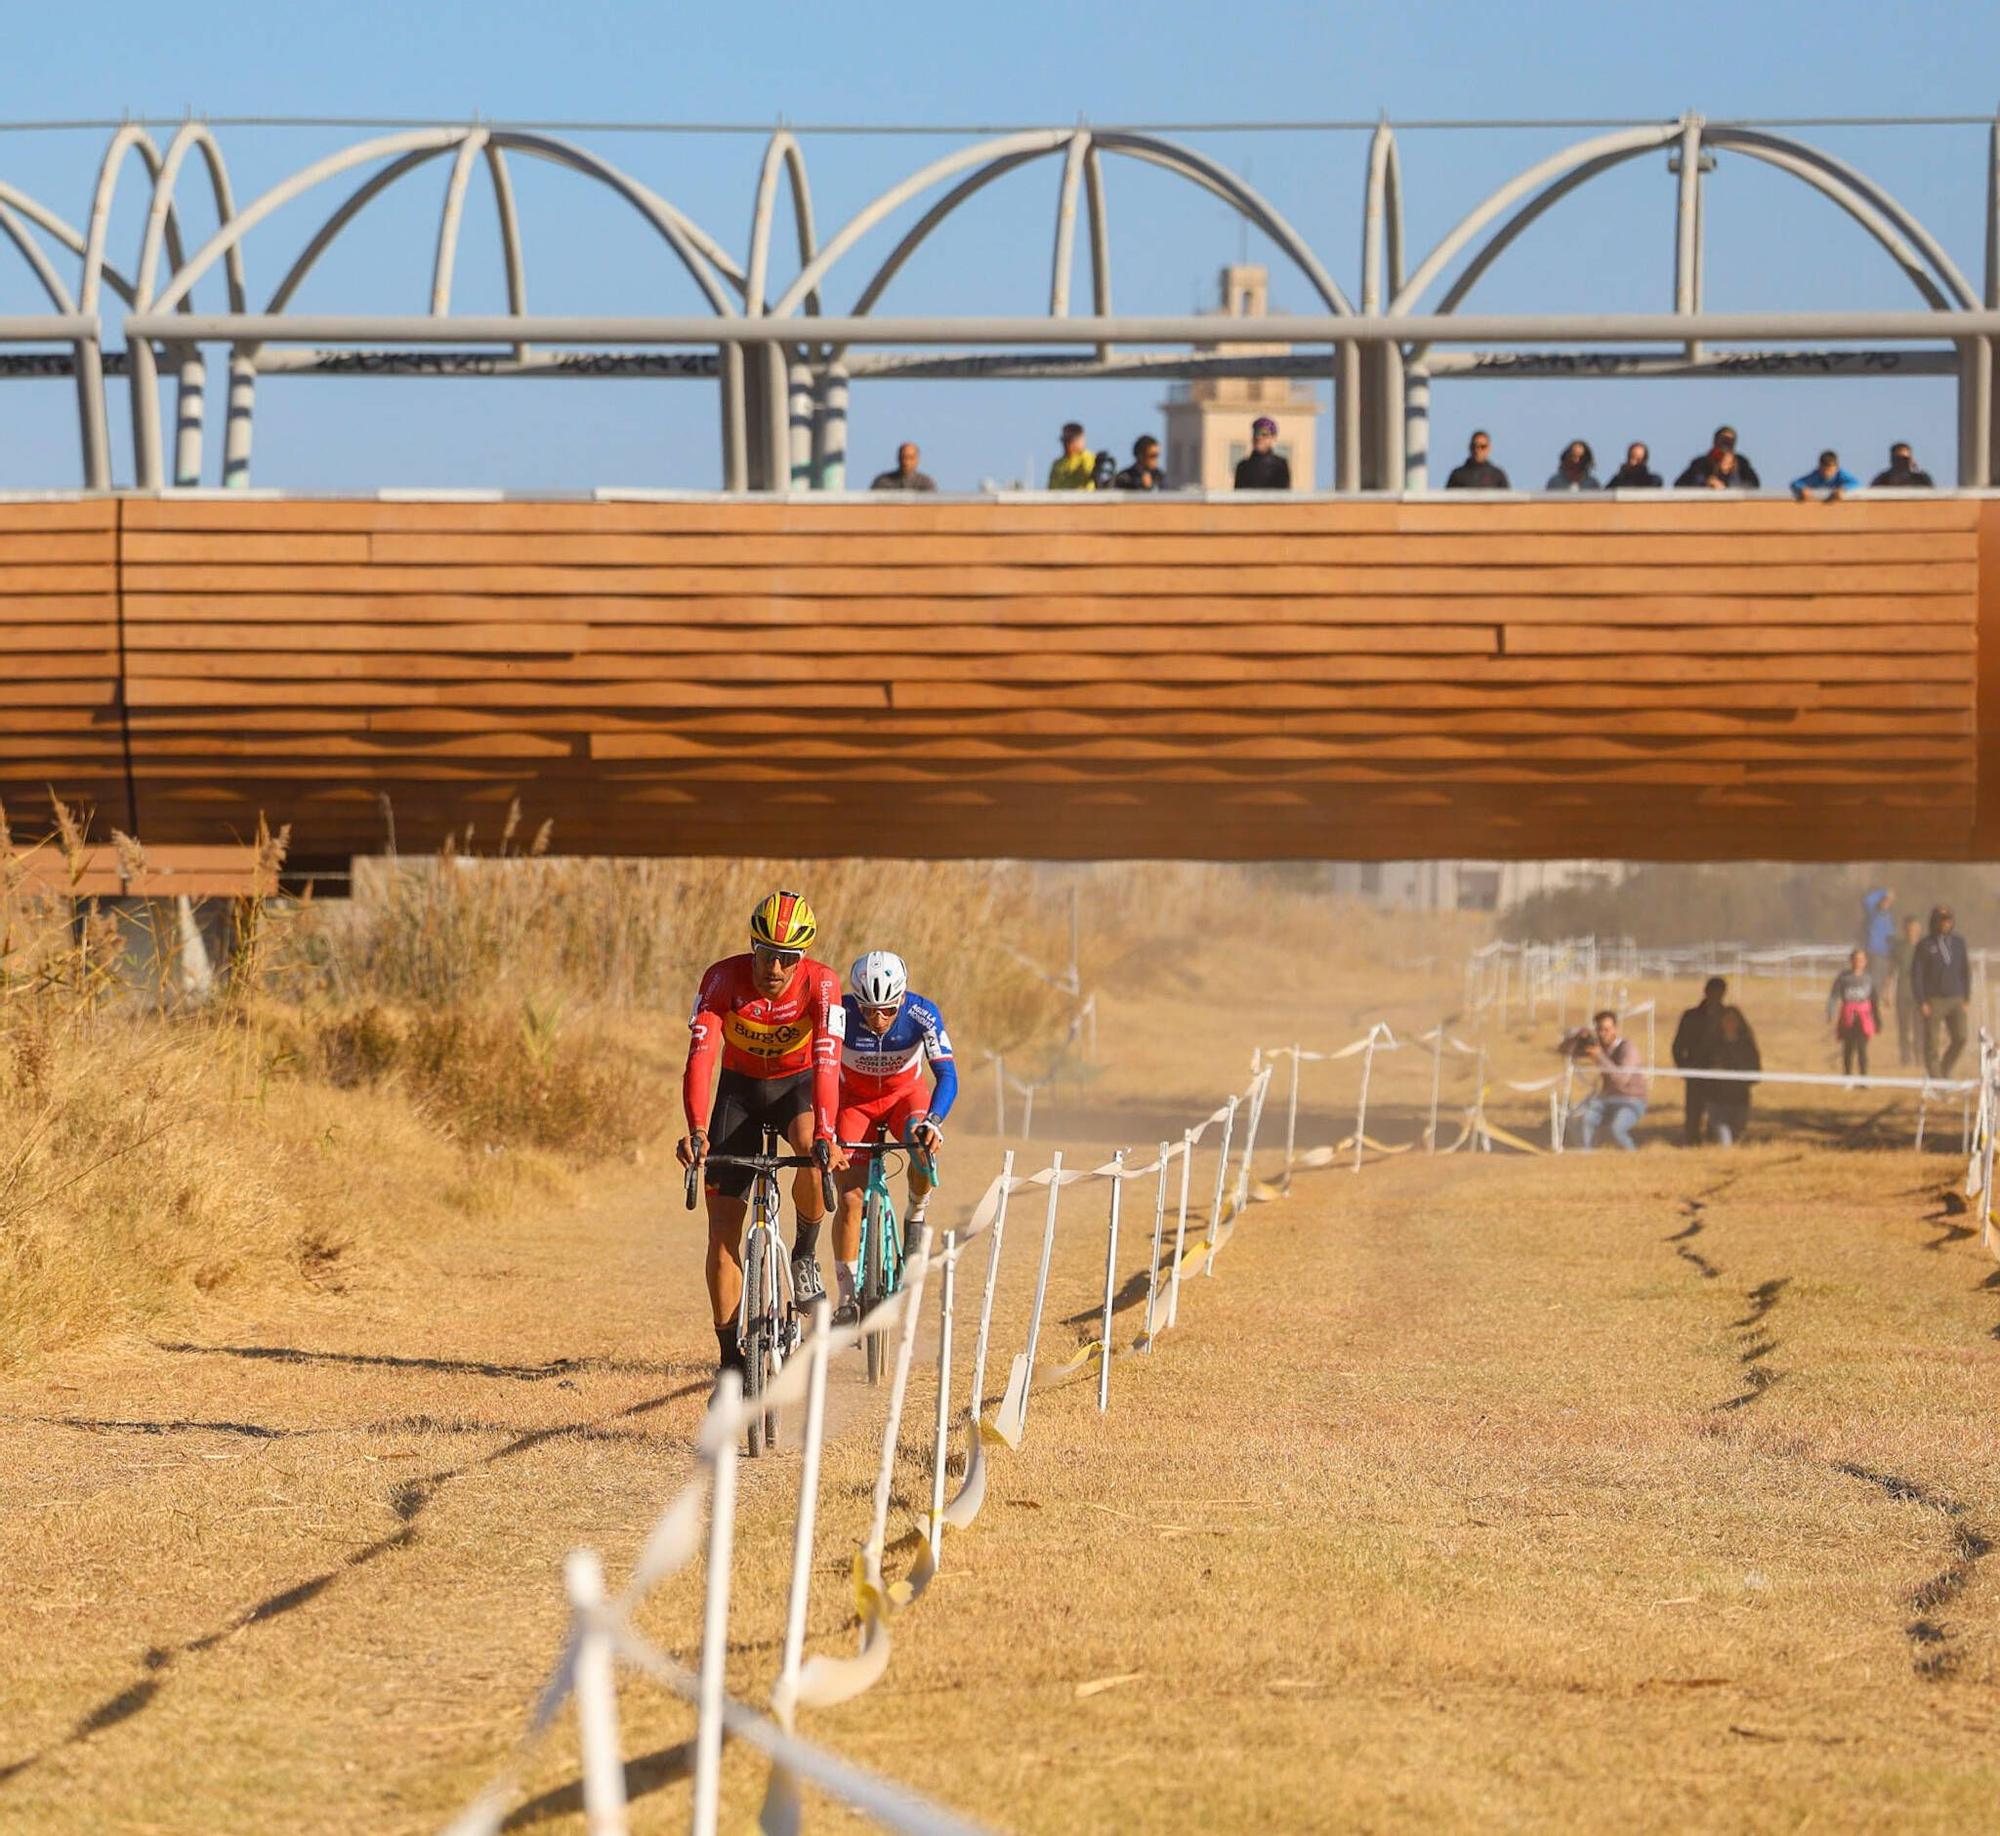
{"left": 838, "top": 992, "right": 957, "bottom": 1121}
{"left": 684, "top": 954, "right": 844, "bottom": 1138}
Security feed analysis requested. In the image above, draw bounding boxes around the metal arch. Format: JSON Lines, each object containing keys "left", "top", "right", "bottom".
{"left": 484, "top": 142, "right": 528, "bottom": 325}
{"left": 1083, "top": 144, "right": 1112, "bottom": 344}
{"left": 131, "top": 122, "right": 250, "bottom": 487}
{"left": 0, "top": 198, "right": 76, "bottom": 312}
{"left": 0, "top": 182, "right": 133, "bottom": 304}
{"left": 431, "top": 129, "right": 489, "bottom": 315}
{"left": 846, "top": 149, "right": 1048, "bottom": 323}
{"left": 1050, "top": 132, "right": 1090, "bottom": 316}
{"left": 745, "top": 131, "right": 822, "bottom": 489}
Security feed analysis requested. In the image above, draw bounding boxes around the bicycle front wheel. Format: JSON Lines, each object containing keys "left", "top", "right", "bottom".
{"left": 862, "top": 1187, "right": 888, "bottom": 1386}
{"left": 743, "top": 1227, "right": 767, "bottom": 1458}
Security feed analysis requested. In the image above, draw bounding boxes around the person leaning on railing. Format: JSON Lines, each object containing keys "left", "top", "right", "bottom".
{"left": 1676, "top": 425, "right": 1761, "bottom": 489}
{"left": 1791, "top": 449, "right": 1860, "bottom": 502}
{"left": 1047, "top": 421, "right": 1097, "bottom": 490}
{"left": 870, "top": 442, "right": 937, "bottom": 491}
{"left": 1545, "top": 440, "right": 1600, "bottom": 490}
{"left": 1870, "top": 441, "right": 1934, "bottom": 488}
{"left": 1233, "top": 416, "right": 1290, "bottom": 489}
{"left": 1608, "top": 442, "right": 1662, "bottom": 488}
{"left": 1445, "top": 429, "right": 1509, "bottom": 489}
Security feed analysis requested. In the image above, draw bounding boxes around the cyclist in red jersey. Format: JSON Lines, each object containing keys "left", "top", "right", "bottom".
{"left": 675, "top": 890, "right": 849, "bottom": 1380}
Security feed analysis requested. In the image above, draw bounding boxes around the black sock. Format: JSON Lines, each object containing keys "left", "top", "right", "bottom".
{"left": 792, "top": 1215, "right": 822, "bottom": 1263}
{"left": 715, "top": 1323, "right": 743, "bottom": 1375}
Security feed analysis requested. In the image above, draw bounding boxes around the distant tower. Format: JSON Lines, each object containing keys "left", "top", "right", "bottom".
{"left": 1161, "top": 264, "right": 1323, "bottom": 490}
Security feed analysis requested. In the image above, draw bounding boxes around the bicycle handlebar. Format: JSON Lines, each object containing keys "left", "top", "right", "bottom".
{"left": 685, "top": 1146, "right": 837, "bottom": 1213}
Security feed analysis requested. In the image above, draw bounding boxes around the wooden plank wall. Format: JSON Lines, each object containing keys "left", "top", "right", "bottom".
{"left": 3, "top": 496, "right": 1986, "bottom": 863}
{"left": 0, "top": 499, "right": 126, "bottom": 840}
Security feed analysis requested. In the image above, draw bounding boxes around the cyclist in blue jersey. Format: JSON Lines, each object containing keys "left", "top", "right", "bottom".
{"left": 830, "top": 950, "right": 958, "bottom": 1323}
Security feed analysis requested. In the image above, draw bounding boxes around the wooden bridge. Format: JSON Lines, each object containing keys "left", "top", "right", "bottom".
{"left": 4, "top": 494, "right": 1994, "bottom": 877}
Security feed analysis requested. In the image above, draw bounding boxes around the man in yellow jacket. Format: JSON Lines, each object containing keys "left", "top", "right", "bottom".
{"left": 1047, "top": 421, "right": 1096, "bottom": 489}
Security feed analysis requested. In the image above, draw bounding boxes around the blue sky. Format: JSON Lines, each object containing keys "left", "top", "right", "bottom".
{"left": 3, "top": 1, "right": 1997, "bottom": 491}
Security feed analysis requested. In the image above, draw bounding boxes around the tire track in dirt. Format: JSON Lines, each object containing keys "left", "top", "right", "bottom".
{"left": 1665, "top": 1178, "right": 1993, "bottom": 1677}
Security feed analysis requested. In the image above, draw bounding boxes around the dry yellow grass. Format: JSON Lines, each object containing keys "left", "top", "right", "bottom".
{"left": 2, "top": 934, "right": 1996, "bottom": 1833}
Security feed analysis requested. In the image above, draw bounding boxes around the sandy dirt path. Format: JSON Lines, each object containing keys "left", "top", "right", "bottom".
{"left": 4, "top": 960, "right": 1998, "bottom": 1832}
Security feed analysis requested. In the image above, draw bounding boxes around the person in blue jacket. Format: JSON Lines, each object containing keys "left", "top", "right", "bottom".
{"left": 1860, "top": 886, "right": 1896, "bottom": 982}
{"left": 1792, "top": 450, "right": 1859, "bottom": 501}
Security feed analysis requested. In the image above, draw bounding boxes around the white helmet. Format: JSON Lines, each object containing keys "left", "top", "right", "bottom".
{"left": 849, "top": 950, "right": 909, "bottom": 1007}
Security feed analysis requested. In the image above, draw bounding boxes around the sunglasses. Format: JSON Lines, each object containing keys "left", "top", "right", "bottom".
{"left": 752, "top": 943, "right": 804, "bottom": 969}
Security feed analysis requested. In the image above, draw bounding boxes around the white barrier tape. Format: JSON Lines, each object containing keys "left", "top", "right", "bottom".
{"left": 1502, "top": 1063, "right": 1980, "bottom": 1095}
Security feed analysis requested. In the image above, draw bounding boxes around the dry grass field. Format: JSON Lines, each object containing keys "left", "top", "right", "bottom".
{"left": 3, "top": 878, "right": 1997, "bottom": 1833}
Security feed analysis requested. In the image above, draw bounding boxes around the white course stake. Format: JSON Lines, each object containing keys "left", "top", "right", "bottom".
{"left": 1019, "top": 1083, "right": 1035, "bottom": 1142}
{"left": 991, "top": 1054, "right": 1006, "bottom": 1136}
{"left": 1352, "top": 1028, "right": 1381, "bottom": 1174}
{"left": 1098, "top": 1152, "right": 1125, "bottom": 1413}
{"left": 967, "top": 1151, "right": 1014, "bottom": 1421}
{"left": 928, "top": 1234, "right": 956, "bottom": 1563}
{"left": 995, "top": 1152, "right": 1062, "bottom": 1444}
{"left": 564, "top": 1549, "right": 628, "bottom": 1836}
{"left": 1284, "top": 1045, "right": 1301, "bottom": 1190}
{"left": 1233, "top": 1072, "right": 1267, "bottom": 1215}
{"left": 1141, "top": 1141, "right": 1169, "bottom": 1351}
{"left": 1427, "top": 1022, "right": 1444, "bottom": 1152}
{"left": 1166, "top": 1128, "right": 1194, "bottom": 1328}
{"left": 773, "top": 1301, "right": 832, "bottom": 1731}
{"left": 1206, "top": 1097, "right": 1238, "bottom": 1277}
{"left": 691, "top": 1375, "right": 742, "bottom": 1836}
{"left": 864, "top": 1227, "right": 934, "bottom": 1595}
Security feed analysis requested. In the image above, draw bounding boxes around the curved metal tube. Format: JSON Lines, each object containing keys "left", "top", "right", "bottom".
{"left": 431, "top": 128, "right": 489, "bottom": 315}
{"left": 1083, "top": 143, "right": 1112, "bottom": 360}
{"left": 265, "top": 149, "right": 447, "bottom": 312}
{"left": 1050, "top": 131, "right": 1089, "bottom": 316}
{"left": 1674, "top": 115, "right": 1702, "bottom": 320}
{"left": 483, "top": 142, "right": 529, "bottom": 360}
{"left": 0, "top": 198, "right": 75, "bottom": 311}
{"left": 80, "top": 126, "right": 178, "bottom": 489}
{"left": 847, "top": 150, "right": 1045, "bottom": 324}
{"left": 0, "top": 182, "right": 132, "bottom": 302}
{"left": 746, "top": 130, "right": 820, "bottom": 315}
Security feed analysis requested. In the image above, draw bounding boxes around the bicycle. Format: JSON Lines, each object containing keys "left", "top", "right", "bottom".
{"left": 840, "top": 1126, "right": 939, "bottom": 1386}
{"left": 684, "top": 1128, "right": 837, "bottom": 1458}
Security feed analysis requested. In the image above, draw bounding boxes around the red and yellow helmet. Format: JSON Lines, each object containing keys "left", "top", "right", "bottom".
{"left": 749, "top": 889, "right": 818, "bottom": 952}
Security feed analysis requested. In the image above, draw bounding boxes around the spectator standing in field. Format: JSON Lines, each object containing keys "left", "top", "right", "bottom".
{"left": 1047, "top": 422, "right": 1096, "bottom": 490}
{"left": 1609, "top": 442, "right": 1662, "bottom": 488}
{"left": 1914, "top": 904, "right": 1972, "bottom": 1080}
{"left": 1115, "top": 436, "right": 1168, "bottom": 491}
{"left": 1827, "top": 947, "right": 1884, "bottom": 1080}
{"left": 1870, "top": 442, "right": 1934, "bottom": 488}
{"left": 1678, "top": 425, "right": 1761, "bottom": 489}
{"left": 1234, "top": 417, "right": 1291, "bottom": 490}
{"left": 1446, "top": 430, "right": 1510, "bottom": 490}
{"left": 1890, "top": 912, "right": 1924, "bottom": 1066}
{"left": 870, "top": 442, "right": 937, "bottom": 491}
{"left": 1545, "top": 440, "right": 1601, "bottom": 490}
{"left": 1704, "top": 1007, "right": 1762, "bottom": 1146}
{"left": 1672, "top": 975, "right": 1731, "bottom": 1145}
{"left": 1860, "top": 886, "right": 1896, "bottom": 983}
{"left": 1569, "top": 1009, "right": 1648, "bottom": 1152}
{"left": 1792, "top": 450, "right": 1859, "bottom": 502}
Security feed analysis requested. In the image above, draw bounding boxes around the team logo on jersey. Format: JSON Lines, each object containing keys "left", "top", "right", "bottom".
{"left": 725, "top": 1011, "right": 811, "bottom": 1058}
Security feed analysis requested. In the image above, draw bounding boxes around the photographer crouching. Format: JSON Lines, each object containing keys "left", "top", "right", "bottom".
{"left": 1562, "top": 1009, "right": 1650, "bottom": 1152}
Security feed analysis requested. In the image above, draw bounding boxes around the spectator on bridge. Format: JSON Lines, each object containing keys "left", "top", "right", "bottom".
{"left": 1792, "top": 450, "right": 1859, "bottom": 502}
{"left": 870, "top": 442, "right": 937, "bottom": 491}
{"left": 1234, "top": 417, "right": 1292, "bottom": 490}
{"left": 1568, "top": 1009, "right": 1647, "bottom": 1151}
{"left": 1047, "top": 423, "right": 1097, "bottom": 490}
{"left": 1545, "top": 440, "right": 1601, "bottom": 490}
{"left": 1677, "top": 425, "right": 1762, "bottom": 490}
{"left": 1115, "top": 435, "right": 1168, "bottom": 491}
{"left": 1891, "top": 912, "right": 1924, "bottom": 1066}
{"left": 1672, "top": 975, "right": 1731, "bottom": 1145}
{"left": 1828, "top": 948, "right": 1884, "bottom": 1082}
{"left": 1871, "top": 442, "right": 1935, "bottom": 489}
{"left": 1609, "top": 442, "right": 1663, "bottom": 488}
{"left": 1704, "top": 1007, "right": 1762, "bottom": 1147}
{"left": 1914, "top": 904, "right": 1972, "bottom": 1080}
{"left": 1446, "top": 430, "right": 1510, "bottom": 490}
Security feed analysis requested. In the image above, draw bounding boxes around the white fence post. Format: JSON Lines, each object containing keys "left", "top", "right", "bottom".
{"left": 1206, "top": 1096, "right": 1238, "bottom": 1277}
{"left": 1098, "top": 1153, "right": 1124, "bottom": 1413}
{"left": 1550, "top": 1088, "right": 1563, "bottom": 1154}
{"left": 996, "top": 1154, "right": 1062, "bottom": 1443}
{"left": 1233, "top": 1072, "right": 1267, "bottom": 1215}
{"left": 864, "top": 1226, "right": 934, "bottom": 1593}
{"left": 967, "top": 1151, "right": 1013, "bottom": 1422}
{"left": 1141, "top": 1141, "right": 1169, "bottom": 1352}
{"left": 928, "top": 1233, "right": 956, "bottom": 1563}
{"left": 1917, "top": 1078, "right": 1931, "bottom": 1153}
{"left": 1284, "top": 1045, "right": 1301, "bottom": 1190}
{"left": 1019, "top": 1083, "right": 1035, "bottom": 1141}
{"left": 690, "top": 1375, "right": 742, "bottom": 1836}
{"left": 1352, "top": 1028, "right": 1379, "bottom": 1174}
{"left": 1427, "top": 1022, "right": 1444, "bottom": 1152}
{"left": 773, "top": 1301, "right": 831, "bottom": 1730}
{"left": 564, "top": 1549, "right": 628, "bottom": 1836}
{"left": 992, "top": 1053, "right": 1006, "bottom": 1136}
{"left": 1166, "top": 1127, "right": 1194, "bottom": 1328}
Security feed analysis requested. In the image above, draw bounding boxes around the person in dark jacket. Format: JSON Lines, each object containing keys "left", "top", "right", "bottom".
{"left": 1609, "top": 442, "right": 1662, "bottom": 488}
{"left": 1827, "top": 948, "right": 1884, "bottom": 1080}
{"left": 1545, "top": 440, "right": 1600, "bottom": 490}
{"left": 1114, "top": 436, "right": 1168, "bottom": 491}
{"left": 1672, "top": 975, "right": 1730, "bottom": 1145}
{"left": 1889, "top": 912, "right": 1923, "bottom": 1065}
{"left": 870, "top": 442, "right": 937, "bottom": 491}
{"left": 1233, "top": 416, "right": 1291, "bottom": 490}
{"left": 1446, "top": 430, "right": 1510, "bottom": 490}
{"left": 1870, "top": 442, "right": 1934, "bottom": 489}
{"left": 1677, "top": 425, "right": 1761, "bottom": 489}
{"left": 1913, "top": 904, "right": 1972, "bottom": 1079}
{"left": 1704, "top": 1006, "right": 1762, "bottom": 1146}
